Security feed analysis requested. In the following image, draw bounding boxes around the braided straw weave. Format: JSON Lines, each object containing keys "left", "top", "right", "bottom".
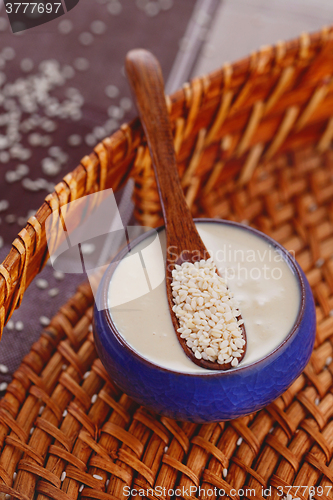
{"left": 2, "top": 26, "right": 333, "bottom": 499}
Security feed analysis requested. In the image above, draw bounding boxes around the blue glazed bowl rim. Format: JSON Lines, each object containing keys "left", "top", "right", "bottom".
{"left": 99, "top": 218, "right": 306, "bottom": 377}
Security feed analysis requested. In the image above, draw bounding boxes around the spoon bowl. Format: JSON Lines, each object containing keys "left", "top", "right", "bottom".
{"left": 93, "top": 218, "right": 316, "bottom": 422}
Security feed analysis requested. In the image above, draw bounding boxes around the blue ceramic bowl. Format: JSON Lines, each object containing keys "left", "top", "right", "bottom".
{"left": 93, "top": 219, "right": 316, "bottom": 422}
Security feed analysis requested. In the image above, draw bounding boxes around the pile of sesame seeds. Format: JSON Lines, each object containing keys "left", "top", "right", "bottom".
{"left": 171, "top": 259, "right": 245, "bottom": 367}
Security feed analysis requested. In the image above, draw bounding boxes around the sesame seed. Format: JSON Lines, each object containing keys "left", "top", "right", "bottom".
{"left": 40, "top": 316, "right": 50, "bottom": 326}
{"left": 222, "top": 468, "right": 228, "bottom": 478}
{"left": 120, "top": 97, "right": 132, "bottom": 110}
{"left": 73, "top": 57, "right": 89, "bottom": 72}
{"left": 62, "top": 409, "right": 68, "bottom": 417}
{"left": 105, "top": 84, "right": 119, "bottom": 99}
{"left": 172, "top": 260, "right": 244, "bottom": 367}
{"left": 61, "top": 471, "right": 66, "bottom": 482}
{"left": 58, "top": 19, "right": 73, "bottom": 35}
{"left": 15, "top": 321, "right": 24, "bottom": 331}
{"left": 79, "top": 485, "right": 84, "bottom": 492}
{"left": 0, "top": 382, "right": 8, "bottom": 392}
{"left": 93, "top": 474, "right": 103, "bottom": 480}
{"left": 91, "top": 20, "right": 106, "bottom": 35}
{"left": 53, "top": 270, "right": 65, "bottom": 281}
{"left": 36, "top": 278, "right": 48, "bottom": 290}
{"left": 48, "top": 288, "right": 59, "bottom": 297}
{"left": 2, "top": 47, "right": 15, "bottom": 60}
{"left": 0, "top": 200, "right": 9, "bottom": 211}
{"left": 236, "top": 437, "right": 243, "bottom": 445}
{"left": 91, "top": 394, "right": 98, "bottom": 404}
{"left": 79, "top": 32, "right": 94, "bottom": 46}
{"left": 107, "top": 2, "right": 122, "bottom": 15}
{"left": 0, "top": 364, "right": 8, "bottom": 374}
{"left": 20, "top": 58, "right": 34, "bottom": 72}
{"left": 6, "top": 320, "right": 14, "bottom": 330}
{"left": 145, "top": 2, "right": 160, "bottom": 16}
{"left": 68, "top": 134, "right": 82, "bottom": 147}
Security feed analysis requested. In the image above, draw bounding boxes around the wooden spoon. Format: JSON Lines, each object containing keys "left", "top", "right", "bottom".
{"left": 125, "top": 49, "right": 246, "bottom": 370}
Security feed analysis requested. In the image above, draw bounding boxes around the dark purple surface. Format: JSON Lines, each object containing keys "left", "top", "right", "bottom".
{"left": 0, "top": 0, "right": 196, "bottom": 391}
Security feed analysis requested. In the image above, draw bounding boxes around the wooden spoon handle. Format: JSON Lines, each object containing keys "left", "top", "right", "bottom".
{"left": 125, "top": 49, "right": 205, "bottom": 256}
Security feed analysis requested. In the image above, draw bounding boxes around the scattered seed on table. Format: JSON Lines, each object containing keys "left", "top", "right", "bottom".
{"left": 5, "top": 214, "right": 16, "bottom": 223}
{"left": 41, "top": 157, "right": 61, "bottom": 176}
{"left": 236, "top": 437, "right": 243, "bottom": 445}
{"left": 20, "top": 58, "right": 34, "bottom": 72}
{"left": 38, "top": 405, "right": 44, "bottom": 415}
{"left": 48, "top": 288, "right": 59, "bottom": 297}
{"left": 223, "top": 468, "right": 228, "bottom": 478}
{"left": 326, "top": 356, "right": 332, "bottom": 365}
{"left": 54, "top": 270, "right": 65, "bottom": 281}
{"left": 0, "top": 364, "right": 8, "bottom": 374}
{"left": 93, "top": 126, "right": 106, "bottom": 140}
{"left": 83, "top": 371, "right": 90, "bottom": 379}
{"left": 40, "top": 316, "right": 50, "bottom": 326}
{"left": 120, "top": 97, "right": 132, "bottom": 110}
{"left": 73, "top": 57, "right": 89, "bottom": 71}
{"left": 104, "top": 119, "right": 118, "bottom": 133}
{"left": 41, "top": 119, "right": 57, "bottom": 132}
{"left": 91, "top": 20, "right": 106, "bottom": 34}
{"left": 15, "top": 321, "right": 24, "bottom": 331}
{"left": 91, "top": 394, "right": 98, "bottom": 404}
{"left": 108, "top": 105, "right": 124, "bottom": 119}
{"left": 2, "top": 47, "right": 15, "bottom": 60}
{"left": 85, "top": 134, "right": 96, "bottom": 146}
{"left": 16, "top": 164, "right": 29, "bottom": 176}
{"left": 0, "top": 200, "right": 9, "bottom": 211}
{"left": 62, "top": 65, "right": 75, "bottom": 79}
{"left": 145, "top": 2, "right": 160, "bottom": 16}
{"left": 13, "top": 472, "right": 17, "bottom": 481}
{"left": 0, "top": 382, "right": 8, "bottom": 392}
{"left": 36, "top": 278, "right": 48, "bottom": 289}
{"left": 58, "top": 19, "right": 73, "bottom": 34}
{"left": 79, "top": 32, "right": 94, "bottom": 46}
{"left": 315, "top": 397, "right": 320, "bottom": 405}
{"left": 79, "top": 485, "right": 84, "bottom": 493}
{"left": 105, "top": 84, "right": 119, "bottom": 98}
{"left": 17, "top": 216, "right": 27, "bottom": 226}
{"left": 61, "top": 472, "right": 66, "bottom": 482}
{"left": 68, "top": 134, "right": 82, "bottom": 147}
{"left": 164, "top": 446, "right": 168, "bottom": 452}
{"left": 0, "top": 151, "right": 10, "bottom": 163}
{"left": 5, "top": 171, "right": 20, "bottom": 183}
{"left": 63, "top": 409, "right": 68, "bottom": 417}
{"left": 6, "top": 320, "right": 14, "bottom": 330}
{"left": 30, "top": 427, "right": 34, "bottom": 434}
{"left": 107, "top": 1, "right": 122, "bottom": 14}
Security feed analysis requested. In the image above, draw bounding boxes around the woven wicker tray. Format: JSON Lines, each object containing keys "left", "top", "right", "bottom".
{"left": 1, "top": 26, "right": 333, "bottom": 500}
